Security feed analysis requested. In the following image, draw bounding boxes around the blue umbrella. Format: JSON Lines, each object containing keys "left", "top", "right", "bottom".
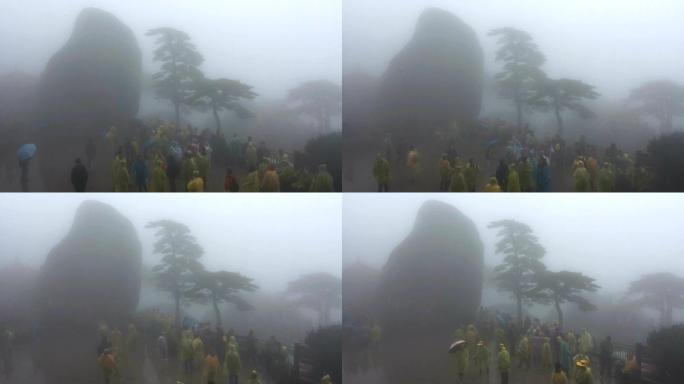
{"left": 168, "top": 142, "right": 183, "bottom": 162}
{"left": 17, "top": 143, "right": 37, "bottom": 161}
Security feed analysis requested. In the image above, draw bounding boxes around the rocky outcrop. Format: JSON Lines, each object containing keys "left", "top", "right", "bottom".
{"left": 37, "top": 200, "right": 142, "bottom": 383}
{"left": 375, "top": 8, "right": 483, "bottom": 144}
{"left": 379, "top": 200, "right": 484, "bottom": 333}
{"left": 37, "top": 8, "right": 142, "bottom": 190}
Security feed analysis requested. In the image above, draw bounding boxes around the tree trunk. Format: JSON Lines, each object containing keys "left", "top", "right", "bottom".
{"left": 213, "top": 105, "right": 222, "bottom": 135}
{"left": 555, "top": 299, "right": 564, "bottom": 330}
{"left": 516, "top": 294, "right": 523, "bottom": 330}
{"left": 174, "top": 101, "right": 181, "bottom": 133}
{"left": 555, "top": 105, "right": 564, "bottom": 137}
{"left": 213, "top": 297, "right": 222, "bottom": 329}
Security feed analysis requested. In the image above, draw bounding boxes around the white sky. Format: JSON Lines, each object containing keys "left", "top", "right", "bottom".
{"left": 0, "top": 0, "right": 342, "bottom": 99}
{"left": 343, "top": 0, "right": 684, "bottom": 100}
{"left": 343, "top": 193, "right": 684, "bottom": 295}
{"left": 0, "top": 193, "right": 342, "bottom": 293}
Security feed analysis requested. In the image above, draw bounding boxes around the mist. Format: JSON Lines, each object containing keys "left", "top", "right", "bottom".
{"left": 2, "top": 0, "right": 341, "bottom": 100}
{"left": 344, "top": 0, "right": 684, "bottom": 101}
{"left": 343, "top": 193, "right": 684, "bottom": 294}
{"left": 0, "top": 194, "right": 342, "bottom": 383}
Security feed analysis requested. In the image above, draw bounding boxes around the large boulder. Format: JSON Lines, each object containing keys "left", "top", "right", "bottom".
{"left": 375, "top": 8, "right": 483, "bottom": 145}
{"left": 379, "top": 200, "right": 483, "bottom": 333}
{"left": 37, "top": 7, "right": 142, "bottom": 190}
{"left": 37, "top": 200, "right": 142, "bottom": 383}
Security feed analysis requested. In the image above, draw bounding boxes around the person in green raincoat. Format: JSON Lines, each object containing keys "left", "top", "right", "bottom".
{"left": 518, "top": 157, "right": 534, "bottom": 192}
{"left": 507, "top": 165, "right": 521, "bottom": 192}
{"left": 448, "top": 166, "right": 467, "bottom": 192}
{"left": 181, "top": 332, "right": 194, "bottom": 374}
{"left": 181, "top": 152, "right": 197, "bottom": 190}
{"left": 542, "top": 337, "right": 552, "bottom": 370}
{"left": 598, "top": 162, "right": 615, "bottom": 192}
{"left": 197, "top": 151, "right": 210, "bottom": 190}
{"left": 517, "top": 335, "right": 531, "bottom": 369}
{"left": 150, "top": 160, "right": 167, "bottom": 192}
{"left": 438, "top": 154, "right": 451, "bottom": 191}
{"left": 224, "top": 344, "right": 241, "bottom": 384}
{"left": 310, "top": 164, "right": 334, "bottom": 192}
{"left": 370, "top": 324, "right": 381, "bottom": 345}
{"left": 112, "top": 153, "right": 129, "bottom": 192}
{"left": 474, "top": 340, "right": 489, "bottom": 376}
{"left": 241, "top": 167, "right": 261, "bottom": 192}
{"left": 372, "top": 153, "right": 390, "bottom": 192}
{"left": 464, "top": 158, "right": 480, "bottom": 192}
{"left": 246, "top": 142, "right": 258, "bottom": 171}
{"left": 453, "top": 344, "right": 469, "bottom": 382}
{"left": 249, "top": 370, "right": 262, "bottom": 384}
{"left": 498, "top": 344, "right": 511, "bottom": 384}
{"left": 573, "top": 161, "right": 590, "bottom": 192}
{"left": 566, "top": 332, "right": 577, "bottom": 355}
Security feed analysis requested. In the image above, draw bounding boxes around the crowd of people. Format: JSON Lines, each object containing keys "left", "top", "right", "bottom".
{"left": 371, "top": 119, "right": 654, "bottom": 192}
{"left": 0, "top": 311, "right": 334, "bottom": 384}
{"left": 14, "top": 120, "right": 335, "bottom": 192}
{"left": 446, "top": 308, "right": 643, "bottom": 384}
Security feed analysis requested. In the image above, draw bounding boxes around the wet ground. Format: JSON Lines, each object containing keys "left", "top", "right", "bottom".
{"left": 1, "top": 345, "right": 274, "bottom": 384}
{"left": 343, "top": 334, "right": 614, "bottom": 384}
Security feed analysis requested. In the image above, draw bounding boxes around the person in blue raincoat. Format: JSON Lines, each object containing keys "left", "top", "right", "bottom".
{"left": 133, "top": 155, "right": 149, "bottom": 192}
{"left": 535, "top": 156, "right": 551, "bottom": 192}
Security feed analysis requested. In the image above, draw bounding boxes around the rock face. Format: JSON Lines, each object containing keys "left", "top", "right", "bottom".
{"left": 379, "top": 200, "right": 483, "bottom": 333}
{"left": 375, "top": 8, "right": 483, "bottom": 144}
{"left": 37, "top": 8, "right": 142, "bottom": 190}
{"left": 37, "top": 200, "right": 142, "bottom": 383}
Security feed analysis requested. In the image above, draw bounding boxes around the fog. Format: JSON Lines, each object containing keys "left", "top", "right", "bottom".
{"left": 1, "top": 193, "right": 342, "bottom": 293}
{"left": 343, "top": 193, "right": 684, "bottom": 294}
{"left": 343, "top": 0, "right": 684, "bottom": 100}
{"left": 1, "top": 0, "right": 341, "bottom": 100}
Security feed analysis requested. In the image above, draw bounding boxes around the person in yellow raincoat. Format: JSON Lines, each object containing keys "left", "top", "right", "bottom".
{"left": 579, "top": 329, "right": 594, "bottom": 355}
{"left": 438, "top": 154, "right": 451, "bottom": 191}
{"left": 575, "top": 359, "right": 594, "bottom": 384}
{"left": 517, "top": 157, "right": 534, "bottom": 192}
{"left": 110, "top": 327, "right": 122, "bottom": 358}
{"left": 406, "top": 145, "right": 419, "bottom": 183}
{"left": 261, "top": 164, "right": 280, "bottom": 192}
{"left": 498, "top": 344, "right": 511, "bottom": 384}
{"left": 150, "top": 159, "right": 167, "bottom": 192}
{"left": 373, "top": 153, "right": 391, "bottom": 192}
{"left": 566, "top": 331, "right": 577, "bottom": 355}
{"left": 474, "top": 340, "right": 489, "bottom": 376}
{"left": 193, "top": 335, "right": 206, "bottom": 381}
{"left": 465, "top": 324, "right": 478, "bottom": 356}
{"left": 181, "top": 152, "right": 197, "bottom": 189}
{"left": 542, "top": 336, "right": 552, "bottom": 370}
{"left": 507, "top": 165, "right": 521, "bottom": 192}
{"left": 98, "top": 348, "right": 118, "bottom": 384}
{"left": 484, "top": 177, "right": 502, "bottom": 192}
{"left": 552, "top": 362, "right": 568, "bottom": 384}
{"left": 320, "top": 374, "right": 332, "bottom": 384}
{"left": 449, "top": 166, "right": 467, "bottom": 192}
{"left": 310, "top": 164, "right": 334, "bottom": 192}
{"left": 187, "top": 170, "right": 205, "bottom": 192}
{"left": 112, "top": 153, "right": 129, "bottom": 192}
{"left": 518, "top": 335, "right": 531, "bottom": 369}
